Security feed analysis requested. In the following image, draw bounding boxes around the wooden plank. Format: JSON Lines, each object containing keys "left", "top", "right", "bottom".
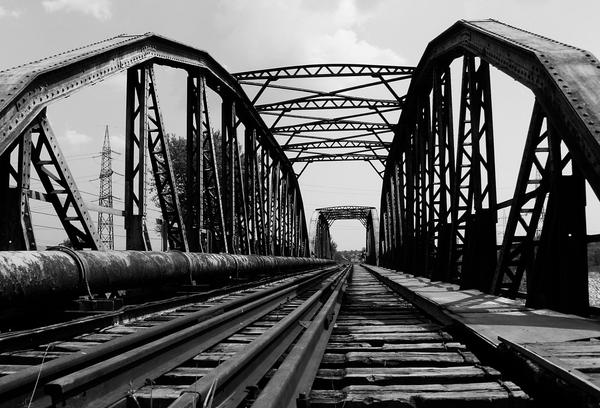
{"left": 309, "top": 382, "right": 529, "bottom": 407}
{"left": 326, "top": 342, "right": 466, "bottom": 353}
{"left": 314, "top": 366, "right": 500, "bottom": 385}
{"left": 321, "top": 351, "right": 478, "bottom": 367}
{"left": 133, "top": 384, "right": 187, "bottom": 407}
{"left": 328, "top": 332, "right": 453, "bottom": 344}
{"left": 333, "top": 324, "right": 439, "bottom": 334}
{"left": 336, "top": 319, "right": 427, "bottom": 326}
{"left": 366, "top": 266, "right": 600, "bottom": 345}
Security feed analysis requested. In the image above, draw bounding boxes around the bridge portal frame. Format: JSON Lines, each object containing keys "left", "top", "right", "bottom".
{"left": 309, "top": 205, "right": 379, "bottom": 264}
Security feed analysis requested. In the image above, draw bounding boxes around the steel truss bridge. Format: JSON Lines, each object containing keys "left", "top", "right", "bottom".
{"left": 2, "top": 18, "right": 600, "bottom": 408}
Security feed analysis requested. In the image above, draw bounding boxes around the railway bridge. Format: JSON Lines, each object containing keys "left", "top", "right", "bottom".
{"left": 1, "top": 19, "right": 600, "bottom": 408}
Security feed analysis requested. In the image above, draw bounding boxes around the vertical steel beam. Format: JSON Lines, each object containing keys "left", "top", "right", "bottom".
{"left": 222, "top": 98, "right": 236, "bottom": 252}
{"left": 528, "top": 134, "right": 587, "bottom": 314}
{"left": 245, "top": 127, "right": 258, "bottom": 254}
{"left": 450, "top": 55, "right": 497, "bottom": 286}
{"left": 197, "top": 80, "right": 228, "bottom": 253}
{"left": 394, "top": 159, "right": 405, "bottom": 269}
{"left": 415, "top": 100, "right": 430, "bottom": 276}
{"left": 125, "top": 66, "right": 151, "bottom": 250}
{"left": 292, "top": 187, "right": 298, "bottom": 256}
{"left": 147, "top": 67, "right": 188, "bottom": 251}
{"left": 186, "top": 70, "right": 203, "bottom": 252}
{"left": 234, "top": 129, "right": 251, "bottom": 254}
{"left": 0, "top": 130, "right": 36, "bottom": 250}
{"left": 264, "top": 152, "right": 272, "bottom": 255}
{"left": 403, "top": 128, "right": 416, "bottom": 273}
{"left": 255, "top": 142, "right": 267, "bottom": 254}
{"left": 388, "top": 168, "right": 399, "bottom": 267}
{"left": 430, "top": 65, "right": 455, "bottom": 281}
{"left": 271, "top": 161, "right": 281, "bottom": 255}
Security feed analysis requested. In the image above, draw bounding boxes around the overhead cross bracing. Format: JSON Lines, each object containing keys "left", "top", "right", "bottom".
{"left": 233, "top": 64, "right": 414, "bottom": 178}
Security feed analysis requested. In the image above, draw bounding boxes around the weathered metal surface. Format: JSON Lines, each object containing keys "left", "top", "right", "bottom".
{"left": 0, "top": 33, "right": 310, "bottom": 256}
{"left": 167, "top": 267, "right": 348, "bottom": 408}
{"left": 379, "top": 19, "right": 598, "bottom": 311}
{"left": 0, "top": 250, "right": 333, "bottom": 306}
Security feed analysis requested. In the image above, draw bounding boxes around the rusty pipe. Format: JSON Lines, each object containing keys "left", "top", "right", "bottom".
{"left": 0, "top": 250, "right": 333, "bottom": 306}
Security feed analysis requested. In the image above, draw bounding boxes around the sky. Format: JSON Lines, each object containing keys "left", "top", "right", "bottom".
{"left": 1, "top": 0, "right": 600, "bottom": 250}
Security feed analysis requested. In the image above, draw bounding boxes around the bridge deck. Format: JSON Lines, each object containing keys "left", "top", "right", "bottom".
{"left": 364, "top": 265, "right": 600, "bottom": 398}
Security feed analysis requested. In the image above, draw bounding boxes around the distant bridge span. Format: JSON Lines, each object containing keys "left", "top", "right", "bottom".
{"left": 308, "top": 205, "right": 378, "bottom": 263}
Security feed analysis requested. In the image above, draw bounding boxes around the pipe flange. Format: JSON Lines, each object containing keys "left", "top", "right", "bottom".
{"left": 169, "top": 250, "right": 196, "bottom": 285}
{"left": 48, "top": 246, "right": 93, "bottom": 299}
{"left": 230, "top": 253, "right": 241, "bottom": 281}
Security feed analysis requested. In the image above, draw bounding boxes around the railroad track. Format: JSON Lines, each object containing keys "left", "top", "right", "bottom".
{"left": 0, "top": 265, "right": 340, "bottom": 408}
{"left": 1, "top": 264, "right": 532, "bottom": 408}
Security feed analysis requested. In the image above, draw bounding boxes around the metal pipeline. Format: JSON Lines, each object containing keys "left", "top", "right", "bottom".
{"left": 0, "top": 250, "right": 334, "bottom": 306}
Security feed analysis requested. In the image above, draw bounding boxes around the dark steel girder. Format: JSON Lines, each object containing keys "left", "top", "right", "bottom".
{"left": 316, "top": 205, "right": 376, "bottom": 225}
{"left": 273, "top": 120, "right": 391, "bottom": 133}
{"left": 385, "top": 18, "right": 600, "bottom": 204}
{"left": 380, "top": 19, "right": 600, "bottom": 312}
{"left": 292, "top": 153, "right": 386, "bottom": 162}
{"left": 284, "top": 139, "right": 391, "bottom": 150}
{"left": 233, "top": 64, "right": 414, "bottom": 80}
{"left": 256, "top": 97, "right": 402, "bottom": 112}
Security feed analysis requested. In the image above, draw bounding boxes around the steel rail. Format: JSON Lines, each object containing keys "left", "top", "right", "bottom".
{"left": 41, "top": 266, "right": 340, "bottom": 408}
{"left": 167, "top": 266, "right": 350, "bottom": 408}
{"left": 251, "top": 262, "right": 348, "bottom": 408}
{"left": 0, "top": 266, "right": 322, "bottom": 352}
{"left": 0, "top": 266, "right": 337, "bottom": 408}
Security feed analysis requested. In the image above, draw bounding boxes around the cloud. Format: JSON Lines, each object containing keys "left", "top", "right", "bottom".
{"left": 305, "top": 28, "right": 405, "bottom": 65}
{"left": 60, "top": 129, "right": 92, "bottom": 146}
{"left": 332, "top": 0, "right": 368, "bottom": 28}
{"left": 216, "top": 0, "right": 405, "bottom": 67}
{"left": 0, "top": 5, "right": 21, "bottom": 18}
{"left": 41, "top": 0, "right": 111, "bottom": 20}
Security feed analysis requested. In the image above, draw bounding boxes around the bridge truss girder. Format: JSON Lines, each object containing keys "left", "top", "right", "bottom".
{"left": 380, "top": 19, "right": 595, "bottom": 315}
{"left": 0, "top": 34, "right": 309, "bottom": 256}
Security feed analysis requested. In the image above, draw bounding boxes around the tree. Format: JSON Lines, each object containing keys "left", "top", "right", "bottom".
{"left": 151, "top": 130, "right": 245, "bottom": 234}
